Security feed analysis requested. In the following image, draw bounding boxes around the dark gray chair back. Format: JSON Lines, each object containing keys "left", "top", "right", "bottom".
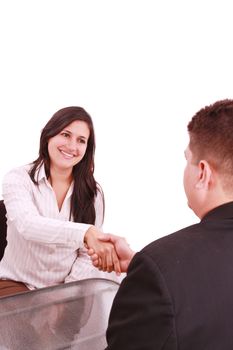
{"left": 0, "top": 200, "right": 7, "bottom": 260}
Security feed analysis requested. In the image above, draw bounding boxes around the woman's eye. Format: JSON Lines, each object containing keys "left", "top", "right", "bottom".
{"left": 61, "top": 132, "right": 70, "bottom": 138}
{"left": 79, "top": 139, "right": 86, "bottom": 144}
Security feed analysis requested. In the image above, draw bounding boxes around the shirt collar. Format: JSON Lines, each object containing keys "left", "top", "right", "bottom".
{"left": 35, "top": 163, "right": 47, "bottom": 183}
{"left": 201, "top": 201, "right": 233, "bottom": 222}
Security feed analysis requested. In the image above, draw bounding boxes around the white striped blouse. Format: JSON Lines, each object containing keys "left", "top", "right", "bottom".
{"left": 0, "top": 164, "right": 121, "bottom": 290}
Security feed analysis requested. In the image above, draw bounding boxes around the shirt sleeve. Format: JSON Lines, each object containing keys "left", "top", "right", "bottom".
{"left": 105, "top": 251, "right": 176, "bottom": 349}
{"left": 2, "top": 167, "right": 91, "bottom": 248}
{"left": 64, "top": 247, "right": 124, "bottom": 284}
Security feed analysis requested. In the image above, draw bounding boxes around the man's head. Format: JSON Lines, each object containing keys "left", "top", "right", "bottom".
{"left": 183, "top": 99, "right": 233, "bottom": 218}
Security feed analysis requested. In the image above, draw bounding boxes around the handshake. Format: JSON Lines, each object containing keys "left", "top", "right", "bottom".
{"left": 84, "top": 227, "right": 136, "bottom": 275}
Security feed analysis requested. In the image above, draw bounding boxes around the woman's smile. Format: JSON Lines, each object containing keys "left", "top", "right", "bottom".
{"left": 59, "top": 149, "right": 77, "bottom": 159}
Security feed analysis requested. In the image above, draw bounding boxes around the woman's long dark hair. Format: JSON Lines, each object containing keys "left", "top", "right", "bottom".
{"left": 29, "top": 106, "right": 104, "bottom": 225}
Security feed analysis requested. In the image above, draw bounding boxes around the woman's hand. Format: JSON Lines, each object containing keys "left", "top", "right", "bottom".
{"left": 84, "top": 226, "right": 121, "bottom": 275}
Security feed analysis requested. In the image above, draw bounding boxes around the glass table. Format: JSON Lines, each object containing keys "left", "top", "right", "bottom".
{"left": 0, "top": 278, "right": 119, "bottom": 349}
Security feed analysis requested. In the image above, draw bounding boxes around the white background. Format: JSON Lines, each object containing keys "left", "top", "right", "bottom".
{"left": 0, "top": 1, "right": 232, "bottom": 251}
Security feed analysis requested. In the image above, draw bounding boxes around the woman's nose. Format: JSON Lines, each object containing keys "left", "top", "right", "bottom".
{"left": 67, "top": 138, "right": 78, "bottom": 151}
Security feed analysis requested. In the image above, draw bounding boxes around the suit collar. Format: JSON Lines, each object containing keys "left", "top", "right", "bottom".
{"left": 201, "top": 201, "right": 233, "bottom": 222}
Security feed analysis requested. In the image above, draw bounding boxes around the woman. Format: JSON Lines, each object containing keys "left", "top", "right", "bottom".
{"left": 0, "top": 106, "right": 121, "bottom": 297}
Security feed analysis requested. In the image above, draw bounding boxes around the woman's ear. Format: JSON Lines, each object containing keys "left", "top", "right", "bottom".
{"left": 195, "top": 160, "right": 212, "bottom": 190}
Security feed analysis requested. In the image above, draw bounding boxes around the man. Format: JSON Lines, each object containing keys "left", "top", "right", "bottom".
{"left": 92, "top": 99, "right": 233, "bottom": 349}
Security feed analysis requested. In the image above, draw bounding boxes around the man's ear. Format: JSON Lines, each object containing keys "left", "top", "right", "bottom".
{"left": 195, "top": 160, "right": 212, "bottom": 190}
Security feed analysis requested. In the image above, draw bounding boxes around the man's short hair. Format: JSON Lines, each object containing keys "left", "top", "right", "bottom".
{"left": 188, "top": 99, "right": 233, "bottom": 188}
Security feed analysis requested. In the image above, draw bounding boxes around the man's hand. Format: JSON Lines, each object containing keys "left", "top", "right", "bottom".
{"left": 88, "top": 233, "right": 135, "bottom": 273}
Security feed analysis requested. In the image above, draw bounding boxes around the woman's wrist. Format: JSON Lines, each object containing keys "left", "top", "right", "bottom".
{"left": 84, "top": 225, "right": 96, "bottom": 245}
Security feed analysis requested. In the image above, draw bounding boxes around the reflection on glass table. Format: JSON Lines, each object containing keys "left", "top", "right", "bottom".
{"left": 0, "top": 278, "right": 119, "bottom": 350}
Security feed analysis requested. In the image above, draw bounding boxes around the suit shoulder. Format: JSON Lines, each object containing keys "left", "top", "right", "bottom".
{"left": 141, "top": 222, "right": 202, "bottom": 260}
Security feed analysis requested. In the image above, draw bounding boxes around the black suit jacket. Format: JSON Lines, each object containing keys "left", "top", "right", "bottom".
{"left": 106, "top": 202, "right": 233, "bottom": 349}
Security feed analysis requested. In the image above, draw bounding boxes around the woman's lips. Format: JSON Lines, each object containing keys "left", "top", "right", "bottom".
{"left": 59, "top": 149, "right": 76, "bottom": 159}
